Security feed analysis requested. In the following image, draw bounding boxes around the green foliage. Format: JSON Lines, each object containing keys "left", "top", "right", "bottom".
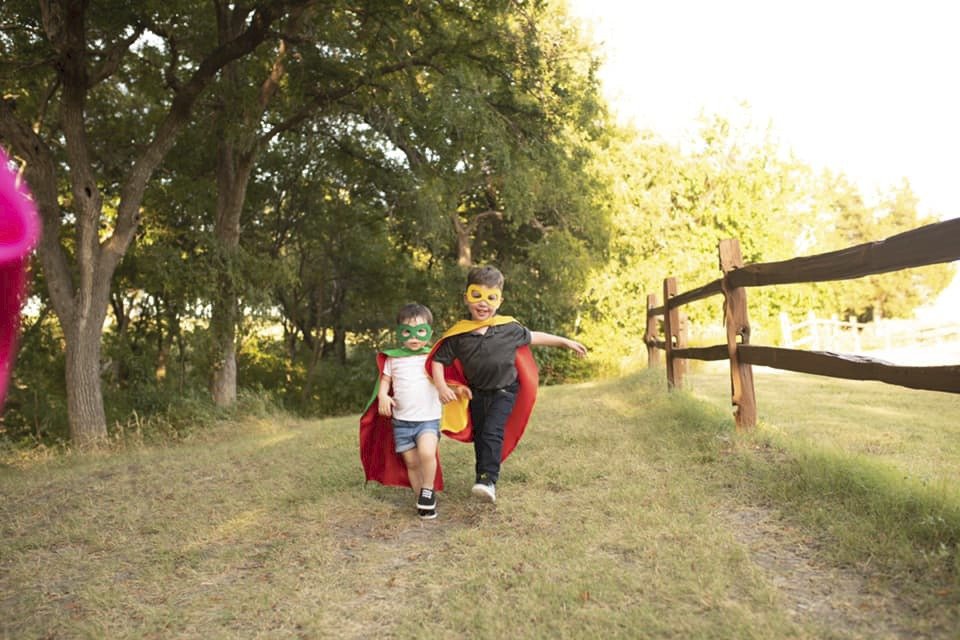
{"left": 2, "top": 0, "right": 953, "bottom": 445}
{"left": 2, "top": 0, "right": 613, "bottom": 443}
{"left": 688, "top": 368, "right": 960, "bottom": 601}
{"left": 786, "top": 173, "right": 954, "bottom": 323}
{"left": 577, "top": 109, "right": 955, "bottom": 376}
{"left": 2, "top": 314, "right": 69, "bottom": 444}
{"left": 577, "top": 113, "right": 811, "bottom": 374}
{"left": 237, "top": 329, "right": 374, "bottom": 417}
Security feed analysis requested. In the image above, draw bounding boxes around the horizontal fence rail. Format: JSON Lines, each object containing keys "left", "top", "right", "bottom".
{"left": 737, "top": 346, "right": 960, "bottom": 394}
{"left": 645, "top": 217, "right": 960, "bottom": 429}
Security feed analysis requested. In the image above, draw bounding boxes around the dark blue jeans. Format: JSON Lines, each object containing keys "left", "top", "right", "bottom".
{"left": 468, "top": 381, "right": 519, "bottom": 484}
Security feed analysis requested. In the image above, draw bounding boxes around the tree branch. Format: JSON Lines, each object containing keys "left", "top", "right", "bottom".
{"left": 88, "top": 26, "right": 144, "bottom": 87}
{"left": 259, "top": 53, "right": 441, "bottom": 144}
{"left": 0, "top": 98, "right": 76, "bottom": 323}
{"left": 102, "top": 2, "right": 309, "bottom": 278}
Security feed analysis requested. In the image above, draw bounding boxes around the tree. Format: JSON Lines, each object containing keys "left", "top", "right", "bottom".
{"left": 191, "top": 1, "right": 610, "bottom": 405}
{"left": 213, "top": 0, "right": 611, "bottom": 398}
{"left": 867, "top": 181, "right": 954, "bottom": 319}
{"left": 815, "top": 177, "right": 953, "bottom": 321}
{"left": 579, "top": 112, "right": 814, "bottom": 372}
{"left": 0, "top": 1, "right": 613, "bottom": 440}
{"left": 0, "top": 0, "right": 311, "bottom": 445}
{"left": 356, "top": 1, "right": 610, "bottom": 334}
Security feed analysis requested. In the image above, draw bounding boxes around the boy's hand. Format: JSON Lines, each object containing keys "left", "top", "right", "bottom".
{"left": 454, "top": 384, "right": 473, "bottom": 401}
{"left": 566, "top": 338, "right": 588, "bottom": 357}
{"left": 436, "top": 384, "right": 459, "bottom": 404}
{"left": 377, "top": 395, "right": 395, "bottom": 417}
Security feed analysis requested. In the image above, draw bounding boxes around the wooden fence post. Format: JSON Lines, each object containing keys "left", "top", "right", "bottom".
{"left": 663, "top": 277, "right": 683, "bottom": 389}
{"left": 719, "top": 239, "right": 757, "bottom": 428}
{"left": 645, "top": 294, "right": 659, "bottom": 368}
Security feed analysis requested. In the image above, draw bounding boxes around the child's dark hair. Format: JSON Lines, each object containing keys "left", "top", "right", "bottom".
{"left": 396, "top": 302, "right": 433, "bottom": 325}
{"left": 466, "top": 265, "right": 504, "bottom": 289}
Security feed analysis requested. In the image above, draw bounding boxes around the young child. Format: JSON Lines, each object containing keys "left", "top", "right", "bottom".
{"left": 428, "top": 265, "right": 586, "bottom": 503}
{"left": 359, "top": 303, "right": 443, "bottom": 519}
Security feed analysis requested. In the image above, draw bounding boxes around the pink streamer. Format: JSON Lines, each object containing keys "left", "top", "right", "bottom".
{"left": 0, "top": 149, "right": 41, "bottom": 410}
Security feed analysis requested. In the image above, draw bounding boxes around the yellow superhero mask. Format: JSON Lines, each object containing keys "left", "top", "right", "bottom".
{"left": 464, "top": 284, "right": 502, "bottom": 309}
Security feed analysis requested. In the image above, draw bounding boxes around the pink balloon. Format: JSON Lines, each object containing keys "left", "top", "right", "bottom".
{"left": 0, "top": 149, "right": 41, "bottom": 410}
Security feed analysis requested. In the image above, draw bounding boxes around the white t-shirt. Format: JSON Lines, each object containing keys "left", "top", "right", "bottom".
{"left": 383, "top": 354, "right": 442, "bottom": 422}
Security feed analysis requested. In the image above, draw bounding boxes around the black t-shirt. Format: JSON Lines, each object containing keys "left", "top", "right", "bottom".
{"left": 433, "top": 322, "right": 532, "bottom": 391}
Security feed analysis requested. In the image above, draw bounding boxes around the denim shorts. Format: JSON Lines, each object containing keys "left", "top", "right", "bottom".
{"left": 392, "top": 418, "right": 440, "bottom": 453}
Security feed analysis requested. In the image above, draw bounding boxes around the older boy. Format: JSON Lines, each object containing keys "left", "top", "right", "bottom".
{"left": 429, "top": 266, "right": 586, "bottom": 503}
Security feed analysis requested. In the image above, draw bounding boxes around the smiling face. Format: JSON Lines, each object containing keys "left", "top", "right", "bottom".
{"left": 464, "top": 284, "right": 502, "bottom": 321}
{"left": 396, "top": 315, "right": 432, "bottom": 350}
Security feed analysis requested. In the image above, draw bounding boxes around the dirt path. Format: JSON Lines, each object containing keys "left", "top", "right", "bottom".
{"left": 718, "top": 503, "right": 921, "bottom": 639}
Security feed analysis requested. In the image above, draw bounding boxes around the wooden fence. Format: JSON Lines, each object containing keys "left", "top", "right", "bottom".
{"left": 644, "top": 217, "right": 960, "bottom": 429}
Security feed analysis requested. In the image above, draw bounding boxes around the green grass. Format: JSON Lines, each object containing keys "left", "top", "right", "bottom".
{"left": 685, "top": 364, "right": 960, "bottom": 486}
{"left": 1, "top": 371, "right": 958, "bottom": 638}
{"left": 685, "top": 366, "right": 960, "bottom": 604}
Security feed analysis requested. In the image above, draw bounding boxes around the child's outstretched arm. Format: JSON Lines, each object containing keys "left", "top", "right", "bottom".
{"left": 530, "top": 331, "right": 587, "bottom": 357}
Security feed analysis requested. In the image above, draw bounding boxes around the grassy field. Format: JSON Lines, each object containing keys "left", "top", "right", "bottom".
{"left": 1, "top": 369, "right": 958, "bottom": 639}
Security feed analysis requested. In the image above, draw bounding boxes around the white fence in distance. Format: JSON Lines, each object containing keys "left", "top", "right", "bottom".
{"left": 780, "top": 312, "right": 960, "bottom": 365}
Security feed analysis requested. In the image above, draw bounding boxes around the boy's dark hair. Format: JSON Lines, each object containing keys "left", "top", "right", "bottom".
{"left": 466, "top": 265, "right": 504, "bottom": 289}
{"left": 396, "top": 302, "right": 433, "bottom": 325}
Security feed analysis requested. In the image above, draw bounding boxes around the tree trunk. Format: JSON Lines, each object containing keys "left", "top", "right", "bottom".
{"left": 300, "top": 331, "right": 324, "bottom": 405}
{"left": 1, "top": 3, "right": 293, "bottom": 444}
{"left": 451, "top": 210, "right": 501, "bottom": 268}
{"left": 108, "top": 294, "right": 131, "bottom": 385}
{"left": 453, "top": 213, "right": 472, "bottom": 267}
{"left": 332, "top": 325, "right": 347, "bottom": 364}
{"left": 64, "top": 316, "right": 109, "bottom": 446}
{"left": 210, "top": 327, "right": 238, "bottom": 406}
{"left": 210, "top": 144, "right": 248, "bottom": 406}
{"left": 208, "top": 3, "right": 298, "bottom": 406}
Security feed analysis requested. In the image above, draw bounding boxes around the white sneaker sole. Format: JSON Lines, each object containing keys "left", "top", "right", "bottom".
{"left": 471, "top": 483, "right": 496, "bottom": 503}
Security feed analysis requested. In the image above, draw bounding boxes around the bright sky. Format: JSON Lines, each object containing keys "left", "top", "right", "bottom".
{"left": 566, "top": 0, "right": 960, "bottom": 221}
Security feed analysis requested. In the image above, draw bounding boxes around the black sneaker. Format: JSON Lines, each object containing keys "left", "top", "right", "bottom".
{"left": 417, "top": 488, "right": 437, "bottom": 519}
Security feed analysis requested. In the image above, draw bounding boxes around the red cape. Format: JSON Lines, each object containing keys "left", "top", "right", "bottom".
{"left": 358, "top": 351, "right": 444, "bottom": 490}
{"left": 425, "top": 319, "right": 539, "bottom": 461}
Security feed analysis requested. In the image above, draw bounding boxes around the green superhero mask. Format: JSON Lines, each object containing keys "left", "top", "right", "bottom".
{"left": 396, "top": 322, "right": 433, "bottom": 344}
